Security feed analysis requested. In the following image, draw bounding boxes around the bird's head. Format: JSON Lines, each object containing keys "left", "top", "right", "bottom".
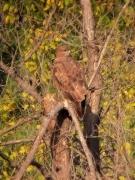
{"left": 56, "top": 45, "right": 70, "bottom": 58}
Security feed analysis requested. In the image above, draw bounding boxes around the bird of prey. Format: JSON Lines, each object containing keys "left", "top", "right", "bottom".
{"left": 52, "top": 45, "right": 87, "bottom": 117}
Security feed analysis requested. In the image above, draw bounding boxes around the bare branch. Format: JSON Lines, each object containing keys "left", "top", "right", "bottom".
{"left": 0, "top": 151, "right": 47, "bottom": 177}
{"left": 88, "top": 0, "right": 130, "bottom": 87}
{"left": 0, "top": 150, "right": 16, "bottom": 168}
{"left": 0, "top": 138, "right": 34, "bottom": 146}
{"left": 13, "top": 103, "right": 63, "bottom": 180}
{"left": 64, "top": 100, "right": 97, "bottom": 180}
{"left": 31, "top": 160, "right": 47, "bottom": 177}
{"left": 0, "top": 61, "right": 42, "bottom": 104}
{"left": 20, "top": 7, "right": 56, "bottom": 65}
{"left": 0, "top": 115, "right": 39, "bottom": 136}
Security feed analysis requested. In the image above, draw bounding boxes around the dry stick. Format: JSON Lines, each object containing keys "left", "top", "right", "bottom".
{"left": 64, "top": 100, "right": 97, "bottom": 180}
{"left": 31, "top": 160, "right": 47, "bottom": 177}
{"left": 0, "top": 115, "right": 39, "bottom": 136}
{"left": 13, "top": 103, "right": 63, "bottom": 180}
{"left": 0, "top": 138, "right": 34, "bottom": 146}
{"left": 88, "top": 0, "right": 130, "bottom": 88}
{"left": 0, "top": 151, "right": 46, "bottom": 177}
{"left": 0, "top": 61, "right": 42, "bottom": 104}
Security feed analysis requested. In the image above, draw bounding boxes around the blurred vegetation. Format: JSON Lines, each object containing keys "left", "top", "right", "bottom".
{"left": 0, "top": 0, "right": 135, "bottom": 179}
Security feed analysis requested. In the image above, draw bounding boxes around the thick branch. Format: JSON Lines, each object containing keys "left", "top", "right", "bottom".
{"left": 80, "top": 0, "right": 102, "bottom": 114}
{"left": 80, "top": 0, "right": 95, "bottom": 42}
{"left": 0, "top": 61, "right": 42, "bottom": 104}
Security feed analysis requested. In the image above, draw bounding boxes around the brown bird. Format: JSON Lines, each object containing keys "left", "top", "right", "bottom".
{"left": 52, "top": 45, "right": 87, "bottom": 117}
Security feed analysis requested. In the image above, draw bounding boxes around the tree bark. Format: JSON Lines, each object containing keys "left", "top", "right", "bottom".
{"left": 51, "top": 115, "right": 71, "bottom": 180}
{"left": 80, "top": 0, "right": 102, "bottom": 173}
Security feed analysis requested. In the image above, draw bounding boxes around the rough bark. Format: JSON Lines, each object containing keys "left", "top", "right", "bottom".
{"left": 80, "top": 0, "right": 102, "bottom": 173}
{"left": 44, "top": 94, "right": 71, "bottom": 180}
{"left": 51, "top": 115, "right": 71, "bottom": 180}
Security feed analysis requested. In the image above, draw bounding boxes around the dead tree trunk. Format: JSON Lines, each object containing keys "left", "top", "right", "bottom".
{"left": 51, "top": 111, "right": 71, "bottom": 180}
{"left": 80, "top": 0, "right": 102, "bottom": 173}
{"left": 44, "top": 95, "right": 71, "bottom": 180}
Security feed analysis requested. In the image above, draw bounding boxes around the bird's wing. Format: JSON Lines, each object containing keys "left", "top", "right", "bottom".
{"left": 53, "top": 61, "right": 70, "bottom": 90}
{"left": 53, "top": 57, "right": 87, "bottom": 102}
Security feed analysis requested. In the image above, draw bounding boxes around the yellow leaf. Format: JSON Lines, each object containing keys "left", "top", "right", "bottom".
{"left": 25, "top": 61, "right": 37, "bottom": 72}
{"left": 124, "top": 142, "right": 131, "bottom": 155}
{"left": 119, "top": 176, "right": 126, "bottom": 180}
{"left": 8, "top": 121, "right": 15, "bottom": 126}
{"left": 3, "top": 171, "right": 9, "bottom": 178}
{"left": 22, "top": 104, "right": 29, "bottom": 110}
{"left": 19, "top": 146, "right": 28, "bottom": 155}
{"left": 36, "top": 125, "right": 41, "bottom": 129}
{"left": 10, "top": 152, "right": 17, "bottom": 160}
{"left": 9, "top": 5, "right": 15, "bottom": 13}
{"left": 3, "top": 3, "right": 10, "bottom": 12}
{"left": 27, "top": 165, "right": 34, "bottom": 172}
{"left": 21, "top": 92, "right": 29, "bottom": 98}
{"left": 5, "top": 15, "right": 10, "bottom": 24}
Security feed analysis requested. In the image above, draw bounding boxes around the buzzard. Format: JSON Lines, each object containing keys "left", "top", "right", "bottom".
{"left": 52, "top": 45, "right": 87, "bottom": 116}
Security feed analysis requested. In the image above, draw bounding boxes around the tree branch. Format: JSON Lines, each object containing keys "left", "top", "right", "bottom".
{"left": 20, "top": 6, "right": 56, "bottom": 65}
{"left": 31, "top": 160, "right": 47, "bottom": 177}
{"left": 0, "top": 115, "right": 39, "bottom": 136}
{"left": 0, "top": 138, "right": 34, "bottom": 146}
{"left": 88, "top": 0, "right": 130, "bottom": 87}
{"left": 80, "top": 0, "right": 95, "bottom": 42}
{"left": 0, "top": 151, "right": 47, "bottom": 177}
{"left": 0, "top": 61, "right": 42, "bottom": 104}
{"left": 64, "top": 100, "right": 97, "bottom": 180}
{"left": 13, "top": 103, "right": 63, "bottom": 180}
{"left": 0, "top": 150, "right": 16, "bottom": 168}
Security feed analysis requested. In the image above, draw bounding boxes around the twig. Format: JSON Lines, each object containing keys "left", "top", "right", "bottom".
{"left": 0, "top": 61, "right": 42, "bottom": 104}
{"left": 88, "top": 0, "right": 130, "bottom": 87}
{"left": 0, "top": 138, "right": 34, "bottom": 146}
{"left": 31, "top": 160, "right": 47, "bottom": 177}
{"left": 13, "top": 103, "right": 63, "bottom": 180}
{"left": 0, "top": 115, "right": 39, "bottom": 136}
{"left": 20, "top": 7, "right": 56, "bottom": 65}
{"left": 0, "top": 150, "right": 16, "bottom": 168}
{"left": 0, "top": 151, "right": 47, "bottom": 177}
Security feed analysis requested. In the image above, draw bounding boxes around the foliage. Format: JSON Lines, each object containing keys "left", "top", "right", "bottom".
{"left": 0, "top": 0, "right": 135, "bottom": 179}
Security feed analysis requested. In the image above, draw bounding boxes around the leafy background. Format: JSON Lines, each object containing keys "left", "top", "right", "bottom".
{"left": 0, "top": 0, "right": 135, "bottom": 179}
